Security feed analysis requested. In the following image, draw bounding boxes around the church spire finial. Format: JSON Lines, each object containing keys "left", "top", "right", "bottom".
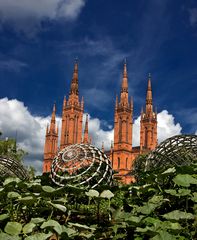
{"left": 122, "top": 60, "right": 128, "bottom": 90}
{"left": 51, "top": 102, "right": 56, "bottom": 123}
{"left": 49, "top": 103, "right": 57, "bottom": 133}
{"left": 70, "top": 59, "right": 79, "bottom": 96}
{"left": 146, "top": 73, "right": 153, "bottom": 112}
{"left": 120, "top": 60, "right": 129, "bottom": 105}
{"left": 83, "top": 114, "right": 89, "bottom": 144}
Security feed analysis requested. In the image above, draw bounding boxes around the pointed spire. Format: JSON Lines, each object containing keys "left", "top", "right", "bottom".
{"left": 63, "top": 96, "right": 67, "bottom": 108}
{"left": 51, "top": 103, "right": 56, "bottom": 123}
{"left": 130, "top": 96, "right": 133, "bottom": 110}
{"left": 120, "top": 60, "right": 129, "bottom": 105}
{"left": 121, "top": 60, "right": 128, "bottom": 93}
{"left": 50, "top": 103, "right": 56, "bottom": 133}
{"left": 70, "top": 59, "right": 79, "bottom": 95}
{"left": 141, "top": 106, "right": 144, "bottom": 114}
{"left": 83, "top": 114, "right": 89, "bottom": 144}
{"left": 115, "top": 95, "right": 118, "bottom": 109}
{"left": 146, "top": 73, "right": 153, "bottom": 113}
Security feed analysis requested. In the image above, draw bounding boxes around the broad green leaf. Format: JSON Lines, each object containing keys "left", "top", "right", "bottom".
{"left": 165, "top": 189, "right": 191, "bottom": 196}
{"left": 42, "top": 186, "right": 56, "bottom": 193}
{"left": 3, "top": 178, "right": 21, "bottom": 186}
{"left": 23, "top": 222, "right": 36, "bottom": 234}
{"left": 40, "top": 219, "right": 62, "bottom": 235}
{"left": 4, "top": 222, "right": 22, "bottom": 236}
{"left": 17, "top": 196, "right": 34, "bottom": 205}
{"left": 48, "top": 202, "right": 67, "bottom": 212}
{"left": 149, "top": 195, "right": 163, "bottom": 204}
{"left": 30, "top": 218, "right": 45, "bottom": 224}
{"left": 163, "top": 210, "right": 194, "bottom": 220}
{"left": 7, "top": 192, "right": 21, "bottom": 199}
{"left": 100, "top": 190, "right": 114, "bottom": 199}
{"left": 191, "top": 192, "right": 197, "bottom": 202}
{"left": 0, "top": 232, "right": 21, "bottom": 240}
{"left": 53, "top": 197, "right": 67, "bottom": 204}
{"left": 125, "top": 215, "right": 144, "bottom": 223}
{"left": 85, "top": 189, "right": 99, "bottom": 198}
{"left": 0, "top": 213, "right": 9, "bottom": 221}
{"left": 143, "top": 217, "right": 161, "bottom": 225}
{"left": 165, "top": 189, "right": 177, "bottom": 195}
{"left": 69, "top": 222, "right": 96, "bottom": 230}
{"left": 61, "top": 225, "right": 77, "bottom": 237}
{"left": 79, "top": 232, "right": 94, "bottom": 238}
{"left": 173, "top": 174, "right": 197, "bottom": 187}
{"left": 136, "top": 226, "right": 152, "bottom": 233}
{"left": 151, "top": 230, "right": 177, "bottom": 240}
{"left": 138, "top": 203, "right": 156, "bottom": 215}
{"left": 161, "top": 221, "right": 182, "bottom": 230}
{"left": 177, "top": 189, "right": 191, "bottom": 196}
{"left": 162, "top": 167, "right": 176, "bottom": 175}
{"left": 25, "top": 232, "right": 53, "bottom": 240}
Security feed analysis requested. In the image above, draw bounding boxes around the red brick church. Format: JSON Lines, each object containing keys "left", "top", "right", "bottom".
{"left": 43, "top": 60, "right": 157, "bottom": 183}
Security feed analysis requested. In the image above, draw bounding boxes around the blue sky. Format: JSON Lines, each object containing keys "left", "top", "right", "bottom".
{"left": 0, "top": 0, "right": 197, "bottom": 172}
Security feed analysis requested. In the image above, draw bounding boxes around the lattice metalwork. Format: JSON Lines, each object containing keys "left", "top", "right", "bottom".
{"left": 51, "top": 144, "right": 113, "bottom": 188}
{"left": 145, "top": 135, "right": 197, "bottom": 171}
{"left": 0, "top": 157, "right": 29, "bottom": 179}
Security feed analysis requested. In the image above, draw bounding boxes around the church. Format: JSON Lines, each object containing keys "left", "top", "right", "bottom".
{"left": 43, "top": 60, "right": 157, "bottom": 183}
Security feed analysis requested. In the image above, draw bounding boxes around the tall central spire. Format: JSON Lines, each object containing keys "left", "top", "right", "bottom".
{"left": 50, "top": 103, "right": 57, "bottom": 133}
{"left": 70, "top": 59, "right": 79, "bottom": 96}
{"left": 83, "top": 114, "right": 89, "bottom": 144}
{"left": 121, "top": 60, "right": 128, "bottom": 93}
{"left": 146, "top": 73, "right": 153, "bottom": 113}
{"left": 120, "top": 60, "right": 129, "bottom": 105}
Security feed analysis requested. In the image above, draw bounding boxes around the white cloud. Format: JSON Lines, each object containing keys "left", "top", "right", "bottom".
{"left": 0, "top": 98, "right": 113, "bottom": 174}
{"left": 157, "top": 110, "right": 182, "bottom": 142}
{"left": 83, "top": 114, "right": 113, "bottom": 150}
{"left": 0, "top": 0, "right": 86, "bottom": 34}
{"left": 0, "top": 98, "right": 54, "bottom": 174}
{"left": 132, "top": 110, "right": 182, "bottom": 146}
{"left": 0, "top": 98, "right": 183, "bottom": 174}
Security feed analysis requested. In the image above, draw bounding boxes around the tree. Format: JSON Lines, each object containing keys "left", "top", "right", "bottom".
{"left": 131, "top": 153, "right": 149, "bottom": 182}
{"left": 0, "top": 133, "right": 27, "bottom": 162}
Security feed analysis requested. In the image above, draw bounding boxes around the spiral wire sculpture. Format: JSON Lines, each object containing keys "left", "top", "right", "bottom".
{"left": 0, "top": 156, "right": 29, "bottom": 180}
{"left": 51, "top": 144, "right": 113, "bottom": 188}
{"left": 145, "top": 135, "right": 197, "bottom": 171}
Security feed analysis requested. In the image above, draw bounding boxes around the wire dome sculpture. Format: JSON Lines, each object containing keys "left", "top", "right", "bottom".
{"left": 145, "top": 135, "right": 197, "bottom": 171}
{"left": 51, "top": 144, "right": 113, "bottom": 188}
{"left": 0, "top": 156, "right": 29, "bottom": 180}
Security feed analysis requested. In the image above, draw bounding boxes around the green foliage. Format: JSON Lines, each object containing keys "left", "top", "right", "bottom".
{"left": 132, "top": 153, "right": 149, "bottom": 181}
{"left": 0, "top": 137, "right": 27, "bottom": 162}
{"left": 0, "top": 163, "right": 196, "bottom": 239}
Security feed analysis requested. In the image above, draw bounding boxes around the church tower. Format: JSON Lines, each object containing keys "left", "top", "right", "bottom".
{"left": 60, "top": 60, "right": 84, "bottom": 149}
{"left": 43, "top": 104, "right": 58, "bottom": 173}
{"left": 112, "top": 61, "right": 133, "bottom": 174}
{"left": 140, "top": 74, "right": 157, "bottom": 151}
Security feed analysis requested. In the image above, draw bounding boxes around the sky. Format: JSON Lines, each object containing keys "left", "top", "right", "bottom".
{"left": 0, "top": 0, "right": 197, "bottom": 173}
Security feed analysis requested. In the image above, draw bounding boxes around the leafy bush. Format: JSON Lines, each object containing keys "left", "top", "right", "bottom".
{"left": 0, "top": 163, "right": 196, "bottom": 239}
